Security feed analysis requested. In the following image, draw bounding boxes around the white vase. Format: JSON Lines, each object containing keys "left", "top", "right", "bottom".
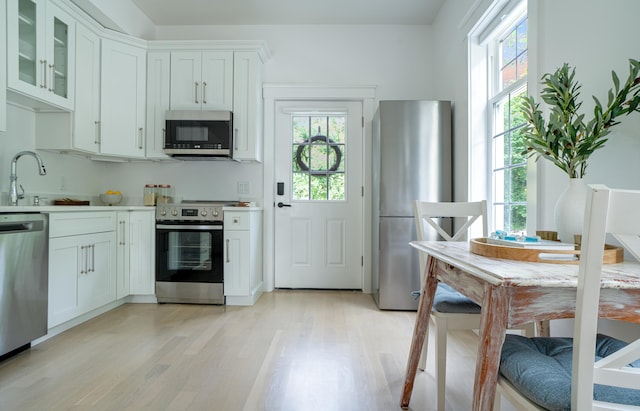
{"left": 554, "top": 178, "right": 589, "bottom": 243}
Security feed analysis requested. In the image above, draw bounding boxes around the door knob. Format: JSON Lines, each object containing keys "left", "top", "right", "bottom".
{"left": 277, "top": 202, "right": 291, "bottom": 208}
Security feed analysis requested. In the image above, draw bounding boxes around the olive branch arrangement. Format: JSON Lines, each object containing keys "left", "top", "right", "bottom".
{"left": 521, "top": 59, "right": 640, "bottom": 178}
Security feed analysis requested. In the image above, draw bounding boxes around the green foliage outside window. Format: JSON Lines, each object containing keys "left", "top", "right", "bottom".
{"left": 292, "top": 116, "right": 346, "bottom": 201}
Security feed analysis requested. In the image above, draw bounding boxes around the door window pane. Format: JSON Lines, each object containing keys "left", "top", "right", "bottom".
{"left": 291, "top": 115, "right": 346, "bottom": 201}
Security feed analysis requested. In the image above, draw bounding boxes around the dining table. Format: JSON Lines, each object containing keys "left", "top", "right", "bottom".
{"left": 400, "top": 240, "right": 640, "bottom": 410}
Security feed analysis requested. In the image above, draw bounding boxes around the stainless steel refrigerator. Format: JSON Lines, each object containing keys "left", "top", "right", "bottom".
{"left": 372, "top": 100, "right": 452, "bottom": 310}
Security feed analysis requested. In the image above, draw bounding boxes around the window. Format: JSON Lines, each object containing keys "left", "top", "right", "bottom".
{"left": 291, "top": 115, "right": 346, "bottom": 201}
{"left": 489, "top": 16, "right": 528, "bottom": 232}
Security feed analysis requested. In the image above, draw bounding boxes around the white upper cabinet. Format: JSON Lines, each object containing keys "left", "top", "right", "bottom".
{"left": 232, "top": 51, "right": 263, "bottom": 162}
{"left": 0, "top": 0, "right": 7, "bottom": 132}
{"left": 145, "top": 52, "right": 171, "bottom": 159}
{"left": 72, "top": 23, "right": 101, "bottom": 154}
{"left": 170, "top": 51, "right": 233, "bottom": 111}
{"left": 7, "top": 0, "right": 75, "bottom": 110}
{"left": 100, "top": 38, "right": 147, "bottom": 158}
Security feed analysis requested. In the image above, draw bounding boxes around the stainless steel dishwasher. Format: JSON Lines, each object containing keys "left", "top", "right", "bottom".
{"left": 0, "top": 213, "right": 48, "bottom": 358}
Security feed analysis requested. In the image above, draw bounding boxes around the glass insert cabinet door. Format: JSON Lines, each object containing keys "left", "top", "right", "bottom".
{"left": 8, "top": 0, "right": 75, "bottom": 109}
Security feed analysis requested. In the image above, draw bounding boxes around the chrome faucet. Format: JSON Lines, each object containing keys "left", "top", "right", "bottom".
{"left": 9, "top": 151, "right": 47, "bottom": 206}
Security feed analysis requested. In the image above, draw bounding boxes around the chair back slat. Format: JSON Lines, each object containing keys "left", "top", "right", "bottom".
{"left": 414, "top": 200, "right": 488, "bottom": 278}
{"left": 571, "top": 185, "right": 640, "bottom": 410}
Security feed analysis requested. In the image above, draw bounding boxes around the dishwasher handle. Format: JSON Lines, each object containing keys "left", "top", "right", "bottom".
{"left": 0, "top": 220, "right": 44, "bottom": 234}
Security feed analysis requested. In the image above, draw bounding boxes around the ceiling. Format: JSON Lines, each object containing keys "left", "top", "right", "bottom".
{"left": 129, "top": 0, "right": 447, "bottom": 26}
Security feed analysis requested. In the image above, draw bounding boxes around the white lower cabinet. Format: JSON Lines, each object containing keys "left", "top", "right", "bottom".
{"left": 116, "top": 210, "right": 156, "bottom": 299}
{"left": 78, "top": 232, "right": 117, "bottom": 311}
{"left": 48, "top": 213, "right": 117, "bottom": 328}
{"left": 127, "top": 210, "right": 156, "bottom": 296}
{"left": 48, "top": 210, "right": 154, "bottom": 329}
{"left": 116, "top": 212, "right": 130, "bottom": 299}
{"left": 223, "top": 210, "right": 263, "bottom": 305}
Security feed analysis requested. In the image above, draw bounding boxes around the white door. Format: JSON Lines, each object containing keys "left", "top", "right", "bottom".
{"left": 274, "top": 101, "right": 364, "bottom": 289}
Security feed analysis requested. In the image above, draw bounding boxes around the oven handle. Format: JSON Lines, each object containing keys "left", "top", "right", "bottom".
{"left": 156, "top": 224, "right": 223, "bottom": 230}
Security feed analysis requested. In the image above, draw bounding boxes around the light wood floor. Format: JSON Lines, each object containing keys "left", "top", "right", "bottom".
{"left": 0, "top": 290, "right": 517, "bottom": 410}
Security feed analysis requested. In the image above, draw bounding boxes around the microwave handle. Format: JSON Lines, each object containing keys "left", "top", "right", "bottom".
{"left": 194, "top": 81, "right": 199, "bottom": 104}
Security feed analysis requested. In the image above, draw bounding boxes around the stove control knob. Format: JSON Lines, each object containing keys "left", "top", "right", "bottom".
{"left": 171, "top": 209, "right": 178, "bottom": 216}
{"left": 201, "top": 210, "right": 207, "bottom": 217}
{"left": 212, "top": 209, "right": 219, "bottom": 217}
{"left": 159, "top": 209, "right": 167, "bottom": 216}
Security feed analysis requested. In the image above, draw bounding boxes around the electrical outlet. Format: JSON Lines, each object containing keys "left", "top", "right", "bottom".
{"left": 237, "top": 181, "right": 250, "bottom": 195}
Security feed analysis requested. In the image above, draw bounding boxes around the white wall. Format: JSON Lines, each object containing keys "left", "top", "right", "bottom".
{"left": 534, "top": 0, "right": 640, "bottom": 340}
{"left": 533, "top": 0, "right": 640, "bottom": 230}
{"left": 431, "top": 0, "right": 477, "bottom": 202}
{"left": 107, "top": 24, "right": 437, "bottom": 205}
{"left": 156, "top": 24, "right": 434, "bottom": 99}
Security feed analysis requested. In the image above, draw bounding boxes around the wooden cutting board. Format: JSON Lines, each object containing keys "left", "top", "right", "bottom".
{"left": 54, "top": 198, "right": 90, "bottom": 206}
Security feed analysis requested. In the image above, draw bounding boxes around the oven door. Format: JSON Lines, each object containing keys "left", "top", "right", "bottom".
{"left": 155, "top": 222, "right": 225, "bottom": 304}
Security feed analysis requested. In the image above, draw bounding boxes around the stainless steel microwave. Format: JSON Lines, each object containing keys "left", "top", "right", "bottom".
{"left": 164, "top": 110, "right": 233, "bottom": 158}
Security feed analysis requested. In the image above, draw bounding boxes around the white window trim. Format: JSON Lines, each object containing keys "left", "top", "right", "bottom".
{"left": 467, "top": 0, "right": 536, "bottom": 234}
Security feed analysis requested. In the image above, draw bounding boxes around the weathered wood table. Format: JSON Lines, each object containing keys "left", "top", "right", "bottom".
{"left": 400, "top": 240, "right": 640, "bottom": 410}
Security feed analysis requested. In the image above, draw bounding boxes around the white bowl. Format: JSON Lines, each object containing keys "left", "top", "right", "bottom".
{"left": 100, "top": 193, "right": 123, "bottom": 206}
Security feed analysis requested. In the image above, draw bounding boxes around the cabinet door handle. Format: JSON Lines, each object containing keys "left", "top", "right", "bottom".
{"left": 202, "top": 81, "right": 207, "bottom": 104}
{"left": 48, "top": 63, "right": 55, "bottom": 92}
{"left": 80, "top": 245, "right": 86, "bottom": 274}
{"left": 194, "top": 81, "right": 199, "bottom": 104}
{"left": 138, "top": 127, "right": 144, "bottom": 149}
{"left": 120, "top": 221, "right": 126, "bottom": 245}
{"left": 91, "top": 244, "right": 95, "bottom": 273}
{"left": 87, "top": 244, "right": 91, "bottom": 273}
{"left": 40, "top": 60, "right": 46, "bottom": 88}
{"left": 94, "top": 121, "right": 101, "bottom": 145}
{"left": 226, "top": 239, "right": 230, "bottom": 263}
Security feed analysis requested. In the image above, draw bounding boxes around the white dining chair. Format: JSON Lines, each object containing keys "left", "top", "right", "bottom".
{"left": 414, "top": 200, "right": 535, "bottom": 411}
{"left": 497, "top": 185, "right": 640, "bottom": 410}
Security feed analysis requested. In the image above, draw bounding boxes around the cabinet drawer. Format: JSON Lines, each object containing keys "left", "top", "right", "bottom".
{"left": 224, "top": 211, "right": 249, "bottom": 230}
{"left": 49, "top": 212, "right": 117, "bottom": 237}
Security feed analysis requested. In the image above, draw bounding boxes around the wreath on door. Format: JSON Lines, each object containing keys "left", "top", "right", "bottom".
{"left": 295, "top": 135, "right": 343, "bottom": 175}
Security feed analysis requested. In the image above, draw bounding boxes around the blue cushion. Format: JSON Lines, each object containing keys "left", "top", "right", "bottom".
{"left": 432, "top": 283, "right": 481, "bottom": 314}
{"left": 500, "top": 334, "right": 640, "bottom": 410}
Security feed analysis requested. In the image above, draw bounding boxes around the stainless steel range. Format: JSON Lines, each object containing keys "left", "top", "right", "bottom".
{"left": 155, "top": 201, "right": 231, "bottom": 304}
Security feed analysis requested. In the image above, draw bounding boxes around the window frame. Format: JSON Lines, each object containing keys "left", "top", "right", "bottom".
{"left": 486, "top": 12, "right": 528, "bottom": 233}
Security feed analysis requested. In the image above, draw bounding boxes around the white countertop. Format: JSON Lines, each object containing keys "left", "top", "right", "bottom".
{"left": 0, "top": 205, "right": 153, "bottom": 213}
{"left": 223, "top": 206, "right": 263, "bottom": 211}
{"left": 0, "top": 205, "right": 263, "bottom": 213}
